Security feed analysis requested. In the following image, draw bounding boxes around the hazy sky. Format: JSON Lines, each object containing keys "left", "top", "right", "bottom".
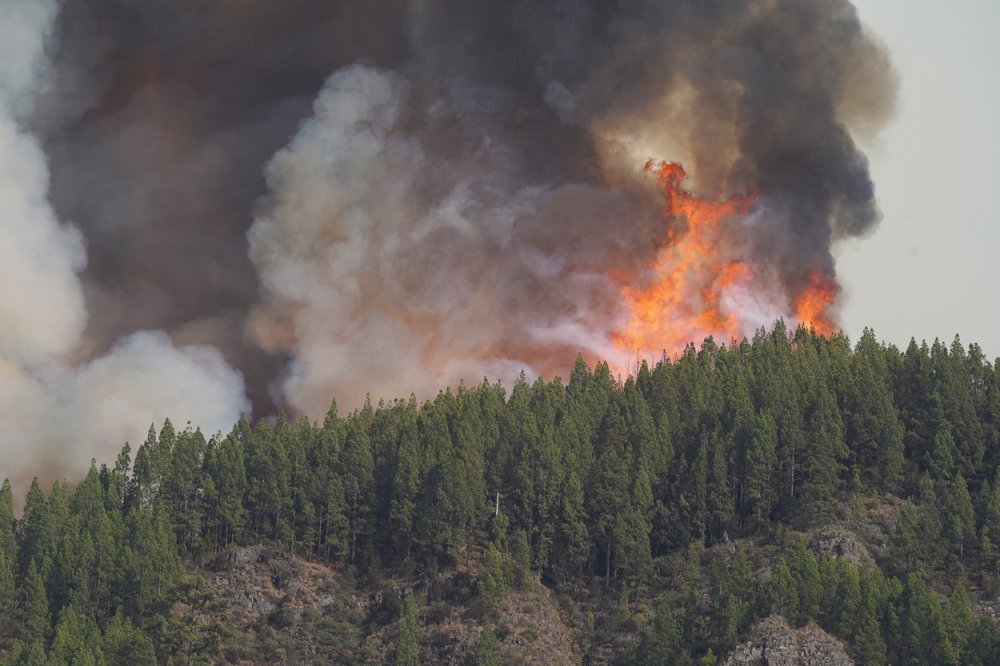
{"left": 841, "top": 1, "right": 1000, "bottom": 357}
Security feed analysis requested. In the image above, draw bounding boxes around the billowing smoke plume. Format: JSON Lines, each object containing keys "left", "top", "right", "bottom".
{"left": 0, "top": 0, "right": 248, "bottom": 491}
{"left": 247, "top": 65, "right": 644, "bottom": 415}
{"left": 5, "top": 0, "right": 897, "bottom": 465}
{"left": 249, "top": 0, "right": 897, "bottom": 414}
{"left": 32, "top": 0, "right": 407, "bottom": 413}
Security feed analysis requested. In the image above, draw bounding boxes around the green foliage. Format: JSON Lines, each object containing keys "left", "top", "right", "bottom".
{"left": 477, "top": 541, "right": 508, "bottom": 607}
{"left": 745, "top": 411, "right": 778, "bottom": 531}
{"left": 945, "top": 473, "right": 976, "bottom": 562}
{"left": 0, "top": 479, "right": 16, "bottom": 649}
{"left": 46, "top": 606, "right": 104, "bottom": 666}
{"left": 22, "top": 560, "right": 50, "bottom": 645}
{"left": 4, "top": 324, "right": 1000, "bottom": 664}
{"left": 769, "top": 559, "right": 796, "bottom": 619}
{"left": 102, "top": 612, "right": 157, "bottom": 666}
{"left": 394, "top": 593, "right": 420, "bottom": 666}
{"left": 474, "top": 625, "right": 502, "bottom": 666}
{"left": 633, "top": 595, "right": 682, "bottom": 665}
{"left": 509, "top": 528, "right": 533, "bottom": 590}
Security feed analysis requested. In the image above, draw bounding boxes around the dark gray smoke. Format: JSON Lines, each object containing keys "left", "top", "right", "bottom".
{"left": 31, "top": 0, "right": 408, "bottom": 413}
{"left": 0, "top": 0, "right": 249, "bottom": 494}
{"left": 14, "top": 0, "right": 895, "bottom": 428}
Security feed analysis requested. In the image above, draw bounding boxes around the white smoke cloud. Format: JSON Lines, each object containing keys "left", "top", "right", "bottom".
{"left": 0, "top": 0, "right": 249, "bottom": 493}
{"left": 249, "top": 65, "right": 631, "bottom": 415}
{"left": 0, "top": 332, "right": 248, "bottom": 485}
{"left": 0, "top": 0, "right": 85, "bottom": 364}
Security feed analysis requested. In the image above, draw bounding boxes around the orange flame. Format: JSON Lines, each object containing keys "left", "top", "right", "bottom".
{"left": 794, "top": 271, "right": 839, "bottom": 336}
{"left": 613, "top": 160, "right": 839, "bottom": 359}
{"left": 613, "top": 161, "right": 756, "bottom": 357}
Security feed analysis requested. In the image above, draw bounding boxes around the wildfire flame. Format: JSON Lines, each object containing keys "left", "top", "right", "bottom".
{"left": 794, "top": 271, "right": 839, "bottom": 336}
{"left": 613, "top": 160, "right": 840, "bottom": 359}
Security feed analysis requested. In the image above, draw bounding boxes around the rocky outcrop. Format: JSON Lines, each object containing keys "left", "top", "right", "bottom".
{"left": 722, "top": 615, "right": 854, "bottom": 666}
{"left": 204, "top": 546, "right": 356, "bottom": 628}
{"left": 494, "top": 589, "right": 579, "bottom": 665}
{"left": 418, "top": 587, "right": 580, "bottom": 665}
{"left": 809, "top": 526, "right": 871, "bottom": 564}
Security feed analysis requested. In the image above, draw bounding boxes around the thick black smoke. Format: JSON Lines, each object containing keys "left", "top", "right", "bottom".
{"left": 33, "top": 0, "right": 408, "bottom": 412}
{"left": 24, "top": 0, "right": 895, "bottom": 421}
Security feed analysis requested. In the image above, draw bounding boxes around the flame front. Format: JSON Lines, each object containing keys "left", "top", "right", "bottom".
{"left": 613, "top": 160, "right": 840, "bottom": 359}
{"left": 794, "top": 271, "right": 839, "bottom": 336}
{"left": 613, "top": 161, "right": 756, "bottom": 356}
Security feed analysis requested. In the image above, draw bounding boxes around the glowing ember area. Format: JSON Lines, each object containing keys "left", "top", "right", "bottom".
{"left": 795, "top": 271, "right": 840, "bottom": 336}
{"left": 614, "top": 160, "right": 840, "bottom": 359}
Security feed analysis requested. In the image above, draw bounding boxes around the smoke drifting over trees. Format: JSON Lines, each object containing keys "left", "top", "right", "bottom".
{"left": 2, "top": 0, "right": 896, "bottom": 482}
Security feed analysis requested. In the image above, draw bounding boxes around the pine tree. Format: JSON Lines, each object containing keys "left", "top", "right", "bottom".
{"left": 942, "top": 579, "right": 976, "bottom": 660}
{"left": 719, "top": 593, "right": 741, "bottom": 648}
{"left": 588, "top": 402, "right": 632, "bottom": 586}
{"left": 161, "top": 426, "right": 208, "bottom": 553}
{"left": 707, "top": 431, "right": 734, "bottom": 542}
{"left": 835, "top": 561, "right": 862, "bottom": 639}
{"left": 787, "top": 538, "right": 821, "bottom": 621}
{"left": 853, "top": 604, "right": 888, "bottom": 666}
{"left": 966, "top": 616, "right": 1000, "bottom": 666}
{"left": 900, "top": 569, "right": 956, "bottom": 665}
{"left": 0, "top": 479, "right": 15, "bottom": 562}
{"left": 389, "top": 404, "right": 421, "bottom": 562}
{"left": 0, "top": 479, "right": 17, "bottom": 648}
{"left": 267, "top": 416, "right": 294, "bottom": 545}
{"left": 799, "top": 387, "right": 847, "bottom": 523}
{"left": 550, "top": 442, "right": 590, "bottom": 584}
{"left": 474, "top": 625, "right": 502, "bottom": 666}
{"left": 21, "top": 560, "right": 50, "bottom": 644}
{"left": 846, "top": 331, "right": 905, "bottom": 491}
{"left": 770, "top": 559, "right": 796, "bottom": 619}
{"left": 46, "top": 606, "right": 104, "bottom": 666}
{"left": 890, "top": 500, "right": 920, "bottom": 572}
{"left": 414, "top": 397, "right": 464, "bottom": 566}
{"left": 309, "top": 405, "right": 348, "bottom": 564}
{"left": 727, "top": 548, "right": 752, "bottom": 606}
{"left": 395, "top": 594, "right": 420, "bottom": 666}
{"left": 510, "top": 529, "right": 532, "bottom": 590}
{"left": 945, "top": 472, "right": 975, "bottom": 563}
{"left": 450, "top": 387, "right": 489, "bottom": 565}
{"left": 339, "top": 419, "right": 374, "bottom": 567}
{"left": 928, "top": 425, "right": 956, "bottom": 480}
{"left": 14, "top": 639, "right": 47, "bottom": 666}
{"left": 18, "top": 478, "right": 50, "bottom": 575}
{"left": 209, "top": 428, "right": 247, "bottom": 551}
{"left": 980, "top": 469, "right": 1000, "bottom": 575}
{"left": 916, "top": 475, "right": 945, "bottom": 568}
{"left": 744, "top": 411, "right": 778, "bottom": 532}
{"left": 0, "top": 548, "right": 15, "bottom": 649}
{"left": 102, "top": 611, "right": 157, "bottom": 665}
{"left": 634, "top": 595, "right": 681, "bottom": 665}
{"left": 478, "top": 541, "right": 508, "bottom": 607}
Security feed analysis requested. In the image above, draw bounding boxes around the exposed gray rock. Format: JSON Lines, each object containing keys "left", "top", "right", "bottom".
{"left": 809, "top": 526, "right": 870, "bottom": 564}
{"left": 722, "top": 615, "right": 854, "bottom": 666}
{"left": 229, "top": 543, "right": 265, "bottom": 565}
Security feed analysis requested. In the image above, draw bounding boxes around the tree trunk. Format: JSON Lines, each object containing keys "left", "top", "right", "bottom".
{"left": 605, "top": 533, "right": 612, "bottom": 588}
{"left": 350, "top": 493, "right": 359, "bottom": 565}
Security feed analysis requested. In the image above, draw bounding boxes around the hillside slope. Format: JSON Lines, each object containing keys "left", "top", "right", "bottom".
{"left": 2, "top": 326, "right": 1000, "bottom": 664}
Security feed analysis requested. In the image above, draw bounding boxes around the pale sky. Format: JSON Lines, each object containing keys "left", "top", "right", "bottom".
{"left": 840, "top": 1, "right": 1000, "bottom": 357}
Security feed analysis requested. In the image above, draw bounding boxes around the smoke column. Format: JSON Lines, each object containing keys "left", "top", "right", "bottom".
{"left": 2, "top": 0, "right": 897, "bottom": 476}
{"left": 249, "top": 0, "right": 897, "bottom": 415}
{"left": 32, "top": 0, "right": 407, "bottom": 414}
{"left": 0, "top": 0, "right": 249, "bottom": 492}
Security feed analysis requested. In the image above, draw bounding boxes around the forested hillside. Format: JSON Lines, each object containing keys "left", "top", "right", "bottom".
{"left": 3, "top": 323, "right": 1000, "bottom": 664}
